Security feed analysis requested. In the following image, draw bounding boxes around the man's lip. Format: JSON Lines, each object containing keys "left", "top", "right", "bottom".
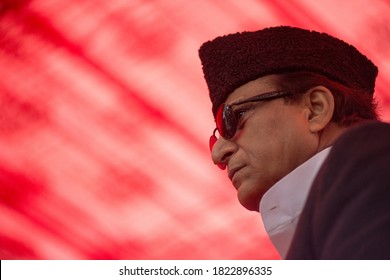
{"left": 228, "top": 166, "right": 243, "bottom": 181}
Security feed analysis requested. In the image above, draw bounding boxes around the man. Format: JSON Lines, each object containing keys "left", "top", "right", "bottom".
{"left": 199, "top": 26, "right": 390, "bottom": 259}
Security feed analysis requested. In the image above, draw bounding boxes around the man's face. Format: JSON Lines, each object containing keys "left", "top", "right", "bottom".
{"left": 211, "top": 75, "right": 319, "bottom": 211}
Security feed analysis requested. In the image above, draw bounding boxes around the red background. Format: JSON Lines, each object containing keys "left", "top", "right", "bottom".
{"left": 1, "top": 0, "right": 390, "bottom": 259}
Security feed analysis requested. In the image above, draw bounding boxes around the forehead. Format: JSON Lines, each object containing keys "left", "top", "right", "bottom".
{"left": 226, "top": 74, "right": 281, "bottom": 104}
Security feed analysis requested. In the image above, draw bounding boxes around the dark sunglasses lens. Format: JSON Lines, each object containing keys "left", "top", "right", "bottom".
{"left": 222, "top": 105, "right": 236, "bottom": 139}
{"left": 216, "top": 105, "right": 225, "bottom": 137}
{"left": 216, "top": 105, "right": 237, "bottom": 139}
{"left": 209, "top": 135, "right": 217, "bottom": 152}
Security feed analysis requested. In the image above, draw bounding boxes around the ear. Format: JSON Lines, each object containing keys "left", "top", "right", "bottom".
{"left": 305, "top": 86, "right": 335, "bottom": 133}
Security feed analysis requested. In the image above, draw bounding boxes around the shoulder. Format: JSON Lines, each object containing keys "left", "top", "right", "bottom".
{"left": 295, "top": 121, "right": 390, "bottom": 259}
{"left": 322, "top": 121, "right": 390, "bottom": 176}
{"left": 331, "top": 120, "right": 390, "bottom": 153}
{"left": 316, "top": 120, "right": 390, "bottom": 199}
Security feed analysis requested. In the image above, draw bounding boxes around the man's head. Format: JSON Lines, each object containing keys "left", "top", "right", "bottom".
{"left": 199, "top": 26, "right": 378, "bottom": 211}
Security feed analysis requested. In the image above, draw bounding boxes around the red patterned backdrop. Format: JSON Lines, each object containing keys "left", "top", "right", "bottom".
{"left": 1, "top": 0, "right": 389, "bottom": 259}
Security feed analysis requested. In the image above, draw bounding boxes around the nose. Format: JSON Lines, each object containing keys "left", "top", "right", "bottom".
{"left": 211, "top": 137, "right": 237, "bottom": 170}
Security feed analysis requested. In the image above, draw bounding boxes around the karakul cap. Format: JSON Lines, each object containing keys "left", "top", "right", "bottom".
{"left": 199, "top": 26, "right": 378, "bottom": 117}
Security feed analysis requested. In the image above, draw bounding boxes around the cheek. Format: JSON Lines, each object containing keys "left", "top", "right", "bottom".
{"left": 244, "top": 113, "right": 313, "bottom": 183}
{"left": 249, "top": 147, "right": 287, "bottom": 188}
{"left": 243, "top": 119, "right": 286, "bottom": 167}
{"left": 241, "top": 127, "right": 288, "bottom": 189}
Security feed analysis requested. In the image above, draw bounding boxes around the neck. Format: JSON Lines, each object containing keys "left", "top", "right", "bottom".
{"left": 317, "top": 122, "right": 348, "bottom": 152}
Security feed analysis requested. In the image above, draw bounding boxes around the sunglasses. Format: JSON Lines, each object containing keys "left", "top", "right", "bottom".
{"left": 209, "top": 89, "right": 301, "bottom": 169}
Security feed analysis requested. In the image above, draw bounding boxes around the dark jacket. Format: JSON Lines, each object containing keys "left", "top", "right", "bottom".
{"left": 286, "top": 121, "right": 390, "bottom": 259}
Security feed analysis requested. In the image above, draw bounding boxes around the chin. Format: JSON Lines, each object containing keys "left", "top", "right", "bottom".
{"left": 242, "top": 203, "right": 260, "bottom": 212}
{"left": 237, "top": 192, "right": 261, "bottom": 212}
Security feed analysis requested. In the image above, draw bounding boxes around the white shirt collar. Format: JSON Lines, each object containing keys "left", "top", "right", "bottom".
{"left": 259, "top": 147, "right": 331, "bottom": 258}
